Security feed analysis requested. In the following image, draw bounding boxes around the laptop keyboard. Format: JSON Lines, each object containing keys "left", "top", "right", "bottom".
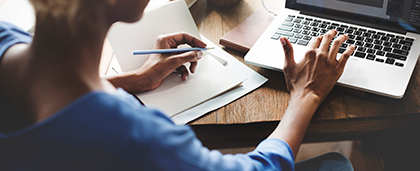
{"left": 271, "top": 15, "right": 415, "bottom": 67}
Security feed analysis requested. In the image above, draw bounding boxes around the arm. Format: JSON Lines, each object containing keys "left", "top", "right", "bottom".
{"left": 106, "top": 32, "right": 206, "bottom": 94}
{"left": 268, "top": 30, "right": 355, "bottom": 157}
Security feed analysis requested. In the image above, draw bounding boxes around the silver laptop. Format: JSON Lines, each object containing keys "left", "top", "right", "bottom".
{"left": 245, "top": 0, "right": 420, "bottom": 99}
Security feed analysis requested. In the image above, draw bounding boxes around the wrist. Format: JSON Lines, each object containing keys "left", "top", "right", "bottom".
{"left": 289, "top": 90, "right": 322, "bottom": 109}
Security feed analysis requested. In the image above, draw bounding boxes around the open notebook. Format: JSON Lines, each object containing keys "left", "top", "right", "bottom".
{"left": 107, "top": 0, "right": 245, "bottom": 117}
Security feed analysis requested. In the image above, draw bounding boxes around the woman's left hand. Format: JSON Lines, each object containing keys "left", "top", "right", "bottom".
{"left": 106, "top": 32, "right": 206, "bottom": 93}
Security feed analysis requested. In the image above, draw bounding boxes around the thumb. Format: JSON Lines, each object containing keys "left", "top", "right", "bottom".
{"left": 280, "top": 37, "right": 295, "bottom": 69}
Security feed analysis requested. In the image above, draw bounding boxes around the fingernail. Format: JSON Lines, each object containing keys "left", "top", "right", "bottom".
{"left": 280, "top": 37, "right": 286, "bottom": 46}
{"left": 184, "top": 75, "right": 188, "bottom": 80}
{"left": 196, "top": 51, "right": 203, "bottom": 59}
{"left": 191, "top": 67, "right": 196, "bottom": 73}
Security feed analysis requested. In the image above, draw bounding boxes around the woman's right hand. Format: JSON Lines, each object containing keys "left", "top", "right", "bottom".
{"left": 281, "top": 30, "right": 355, "bottom": 104}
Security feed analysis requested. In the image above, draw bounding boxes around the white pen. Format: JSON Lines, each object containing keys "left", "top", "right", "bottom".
{"left": 132, "top": 47, "right": 215, "bottom": 55}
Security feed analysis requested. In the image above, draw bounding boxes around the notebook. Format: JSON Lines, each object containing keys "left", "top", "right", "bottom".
{"left": 244, "top": 0, "right": 420, "bottom": 99}
{"left": 107, "top": 0, "right": 245, "bottom": 116}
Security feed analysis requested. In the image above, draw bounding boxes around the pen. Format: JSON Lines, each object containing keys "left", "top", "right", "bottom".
{"left": 132, "top": 47, "right": 215, "bottom": 55}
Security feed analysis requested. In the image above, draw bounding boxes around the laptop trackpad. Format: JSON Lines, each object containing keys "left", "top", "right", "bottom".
{"left": 339, "top": 58, "right": 358, "bottom": 83}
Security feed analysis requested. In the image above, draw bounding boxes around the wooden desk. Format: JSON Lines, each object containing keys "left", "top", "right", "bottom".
{"left": 188, "top": 0, "right": 420, "bottom": 149}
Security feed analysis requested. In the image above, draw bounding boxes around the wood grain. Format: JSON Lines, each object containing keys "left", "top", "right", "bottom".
{"left": 188, "top": 0, "right": 420, "bottom": 147}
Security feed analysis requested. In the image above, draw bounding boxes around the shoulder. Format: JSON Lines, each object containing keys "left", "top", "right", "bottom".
{"left": 0, "top": 21, "right": 32, "bottom": 58}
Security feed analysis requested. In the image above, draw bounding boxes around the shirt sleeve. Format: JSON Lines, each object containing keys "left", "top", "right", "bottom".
{"left": 139, "top": 110, "right": 295, "bottom": 171}
{"left": 0, "top": 21, "right": 32, "bottom": 58}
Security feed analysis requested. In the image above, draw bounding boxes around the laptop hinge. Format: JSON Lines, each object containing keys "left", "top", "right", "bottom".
{"left": 300, "top": 11, "right": 407, "bottom": 35}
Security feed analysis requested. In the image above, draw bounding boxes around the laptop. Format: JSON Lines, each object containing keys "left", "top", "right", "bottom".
{"left": 244, "top": 0, "right": 420, "bottom": 99}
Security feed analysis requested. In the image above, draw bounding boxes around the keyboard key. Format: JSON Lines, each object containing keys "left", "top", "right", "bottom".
{"left": 297, "top": 39, "right": 309, "bottom": 46}
{"left": 320, "top": 29, "right": 327, "bottom": 34}
{"left": 390, "top": 38, "right": 398, "bottom": 43}
{"left": 303, "top": 36, "right": 312, "bottom": 40}
{"left": 303, "top": 26, "right": 311, "bottom": 30}
{"left": 395, "top": 62, "right": 404, "bottom": 67}
{"left": 314, "top": 19, "right": 322, "bottom": 22}
{"left": 385, "top": 58, "right": 395, "bottom": 65}
{"left": 381, "top": 36, "right": 390, "bottom": 41}
{"left": 355, "top": 36, "right": 364, "bottom": 41}
{"left": 332, "top": 23, "right": 340, "bottom": 26}
{"left": 399, "top": 40, "right": 413, "bottom": 46}
{"left": 282, "top": 22, "right": 294, "bottom": 27}
{"left": 396, "top": 36, "right": 404, "bottom": 39}
{"left": 373, "top": 40, "right": 382, "bottom": 45}
{"left": 346, "top": 39, "right": 355, "bottom": 44}
{"left": 338, "top": 48, "right": 346, "bottom": 53}
{"left": 383, "top": 42, "right": 392, "bottom": 47}
{"left": 294, "top": 34, "right": 303, "bottom": 38}
{"left": 374, "top": 45, "right": 383, "bottom": 50}
{"left": 358, "top": 28, "right": 367, "bottom": 32}
{"left": 327, "top": 25, "right": 336, "bottom": 30}
{"left": 285, "top": 18, "right": 293, "bottom": 22}
{"left": 386, "top": 34, "right": 395, "bottom": 37}
{"left": 348, "top": 34, "right": 356, "bottom": 39}
{"left": 288, "top": 37, "right": 298, "bottom": 43}
{"left": 310, "top": 32, "right": 319, "bottom": 36}
{"left": 349, "top": 26, "right": 358, "bottom": 30}
{"left": 383, "top": 47, "right": 392, "bottom": 52}
{"left": 354, "top": 51, "right": 366, "bottom": 58}
{"left": 402, "top": 45, "right": 411, "bottom": 51}
{"left": 363, "top": 33, "right": 372, "bottom": 37}
{"left": 310, "top": 22, "right": 318, "bottom": 26}
{"left": 354, "top": 31, "right": 363, "bottom": 36}
{"left": 405, "top": 37, "right": 414, "bottom": 42}
{"left": 345, "top": 29, "right": 354, "bottom": 34}
{"left": 376, "top": 51, "right": 385, "bottom": 56}
{"left": 377, "top": 32, "right": 386, "bottom": 35}
{"left": 340, "top": 24, "right": 348, "bottom": 28}
{"left": 371, "top": 34, "right": 380, "bottom": 39}
{"left": 375, "top": 58, "right": 385, "bottom": 62}
{"left": 305, "top": 17, "right": 313, "bottom": 21}
{"left": 366, "top": 48, "right": 376, "bottom": 54}
{"left": 271, "top": 34, "right": 280, "bottom": 40}
{"left": 275, "top": 30, "right": 294, "bottom": 37}
{"left": 293, "top": 19, "right": 302, "bottom": 23}
{"left": 393, "top": 49, "right": 409, "bottom": 56}
{"left": 311, "top": 27, "right": 320, "bottom": 32}
{"left": 278, "top": 26, "right": 293, "bottom": 31}
{"left": 340, "top": 43, "right": 348, "bottom": 48}
{"left": 355, "top": 41, "right": 364, "bottom": 46}
{"left": 365, "top": 38, "right": 373, "bottom": 43}
{"left": 392, "top": 44, "right": 402, "bottom": 49}
{"left": 302, "top": 30, "right": 310, "bottom": 35}
{"left": 297, "top": 16, "right": 304, "bottom": 19}
{"left": 367, "top": 30, "right": 376, "bottom": 34}
{"left": 302, "top": 20, "right": 311, "bottom": 25}
{"left": 366, "top": 54, "right": 375, "bottom": 60}
{"left": 294, "top": 24, "right": 303, "bottom": 28}
{"left": 386, "top": 53, "right": 407, "bottom": 61}
{"left": 293, "top": 29, "right": 302, "bottom": 33}
{"left": 288, "top": 15, "right": 296, "bottom": 18}
{"left": 357, "top": 46, "right": 367, "bottom": 52}
{"left": 322, "top": 21, "right": 331, "bottom": 24}
{"left": 364, "top": 43, "right": 373, "bottom": 48}
{"left": 337, "top": 27, "right": 345, "bottom": 32}
{"left": 319, "top": 24, "right": 327, "bottom": 28}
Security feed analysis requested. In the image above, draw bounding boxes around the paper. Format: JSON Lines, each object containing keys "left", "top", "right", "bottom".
{"left": 171, "top": 36, "right": 268, "bottom": 124}
{"left": 107, "top": 0, "right": 201, "bottom": 72}
{"left": 0, "top": 0, "right": 35, "bottom": 32}
{"left": 107, "top": 0, "right": 247, "bottom": 117}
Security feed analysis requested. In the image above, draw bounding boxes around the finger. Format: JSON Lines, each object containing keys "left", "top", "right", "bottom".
{"left": 338, "top": 45, "right": 356, "bottom": 69}
{"left": 328, "top": 34, "right": 349, "bottom": 62}
{"left": 320, "top": 30, "right": 338, "bottom": 52}
{"left": 308, "top": 36, "right": 323, "bottom": 50}
{"left": 190, "top": 61, "right": 198, "bottom": 73}
{"left": 170, "top": 51, "right": 203, "bottom": 66}
{"left": 280, "top": 37, "right": 296, "bottom": 69}
{"left": 176, "top": 65, "right": 189, "bottom": 81}
{"left": 165, "top": 32, "right": 207, "bottom": 48}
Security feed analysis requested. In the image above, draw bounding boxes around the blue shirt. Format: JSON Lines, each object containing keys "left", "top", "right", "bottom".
{"left": 0, "top": 21, "right": 294, "bottom": 170}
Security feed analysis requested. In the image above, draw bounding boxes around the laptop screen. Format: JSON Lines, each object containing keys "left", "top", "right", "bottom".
{"left": 286, "top": 0, "right": 420, "bottom": 33}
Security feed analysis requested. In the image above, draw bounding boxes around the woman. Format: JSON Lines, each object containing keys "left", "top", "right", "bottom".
{"left": 0, "top": 0, "right": 355, "bottom": 170}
